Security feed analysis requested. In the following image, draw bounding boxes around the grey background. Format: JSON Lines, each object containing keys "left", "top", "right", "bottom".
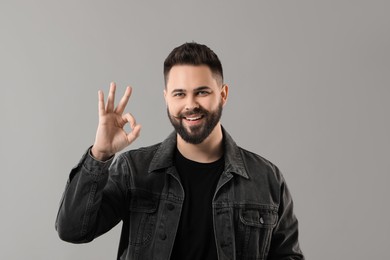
{"left": 1, "top": 1, "right": 389, "bottom": 259}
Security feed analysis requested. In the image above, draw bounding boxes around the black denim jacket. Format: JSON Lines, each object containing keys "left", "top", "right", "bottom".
{"left": 56, "top": 128, "right": 304, "bottom": 260}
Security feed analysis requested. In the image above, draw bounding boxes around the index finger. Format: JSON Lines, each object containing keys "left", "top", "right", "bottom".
{"left": 105, "top": 82, "right": 116, "bottom": 112}
{"left": 98, "top": 90, "right": 105, "bottom": 116}
{"left": 115, "top": 86, "right": 132, "bottom": 114}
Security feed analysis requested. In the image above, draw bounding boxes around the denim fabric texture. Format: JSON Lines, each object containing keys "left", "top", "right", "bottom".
{"left": 56, "top": 127, "right": 304, "bottom": 260}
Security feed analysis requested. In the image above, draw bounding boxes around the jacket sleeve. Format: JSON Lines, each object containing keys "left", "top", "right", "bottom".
{"left": 55, "top": 148, "right": 129, "bottom": 243}
{"left": 268, "top": 173, "right": 305, "bottom": 260}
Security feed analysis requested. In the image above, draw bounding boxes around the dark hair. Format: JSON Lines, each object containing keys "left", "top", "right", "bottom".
{"left": 163, "top": 42, "right": 223, "bottom": 86}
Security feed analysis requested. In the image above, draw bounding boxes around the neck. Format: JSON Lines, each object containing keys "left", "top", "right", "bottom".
{"left": 177, "top": 124, "right": 224, "bottom": 163}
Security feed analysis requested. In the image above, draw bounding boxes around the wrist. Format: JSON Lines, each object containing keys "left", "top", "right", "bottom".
{"left": 91, "top": 146, "right": 113, "bottom": 161}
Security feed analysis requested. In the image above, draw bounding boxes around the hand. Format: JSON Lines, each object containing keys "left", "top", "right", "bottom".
{"left": 91, "top": 82, "right": 141, "bottom": 161}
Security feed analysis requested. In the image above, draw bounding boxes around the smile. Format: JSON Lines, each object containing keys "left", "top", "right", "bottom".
{"left": 183, "top": 115, "right": 204, "bottom": 121}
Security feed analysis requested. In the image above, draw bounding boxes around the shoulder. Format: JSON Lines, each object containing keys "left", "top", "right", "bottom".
{"left": 118, "top": 143, "right": 162, "bottom": 164}
{"left": 238, "top": 146, "right": 284, "bottom": 183}
{"left": 222, "top": 127, "right": 283, "bottom": 183}
{"left": 108, "top": 142, "right": 166, "bottom": 184}
{"left": 238, "top": 146, "right": 277, "bottom": 170}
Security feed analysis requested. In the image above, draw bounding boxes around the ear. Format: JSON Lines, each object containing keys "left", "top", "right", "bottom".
{"left": 220, "top": 84, "right": 229, "bottom": 106}
{"left": 163, "top": 88, "right": 168, "bottom": 105}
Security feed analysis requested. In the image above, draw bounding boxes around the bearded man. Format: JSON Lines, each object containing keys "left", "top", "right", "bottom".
{"left": 56, "top": 42, "right": 304, "bottom": 260}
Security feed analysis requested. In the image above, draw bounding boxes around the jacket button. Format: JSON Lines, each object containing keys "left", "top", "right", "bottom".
{"left": 259, "top": 217, "right": 264, "bottom": 224}
{"left": 166, "top": 204, "right": 174, "bottom": 211}
{"left": 160, "top": 233, "right": 167, "bottom": 240}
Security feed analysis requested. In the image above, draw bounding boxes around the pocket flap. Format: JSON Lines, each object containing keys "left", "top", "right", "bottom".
{"left": 240, "top": 207, "right": 277, "bottom": 227}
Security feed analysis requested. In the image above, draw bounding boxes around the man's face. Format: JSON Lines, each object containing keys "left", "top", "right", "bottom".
{"left": 164, "top": 65, "right": 228, "bottom": 144}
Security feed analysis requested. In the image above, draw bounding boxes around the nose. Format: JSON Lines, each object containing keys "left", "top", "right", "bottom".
{"left": 185, "top": 95, "right": 199, "bottom": 111}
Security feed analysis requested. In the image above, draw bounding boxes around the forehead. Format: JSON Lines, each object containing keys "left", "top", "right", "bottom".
{"left": 166, "top": 65, "right": 218, "bottom": 91}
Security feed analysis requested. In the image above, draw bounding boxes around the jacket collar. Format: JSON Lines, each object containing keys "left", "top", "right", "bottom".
{"left": 148, "top": 126, "right": 249, "bottom": 179}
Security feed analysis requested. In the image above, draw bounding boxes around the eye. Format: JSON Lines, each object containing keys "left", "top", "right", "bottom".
{"left": 173, "top": 92, "right": 185, "bottom": 97}
{"left": 196, "top": 90, "right": 210, "bottom": 96}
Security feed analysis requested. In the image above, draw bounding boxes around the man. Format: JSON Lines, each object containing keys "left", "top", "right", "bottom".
{"left": 56, "top": 42, "right": 304, "bottom": 260}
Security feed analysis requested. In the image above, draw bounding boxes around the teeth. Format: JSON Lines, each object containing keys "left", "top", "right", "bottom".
{"left": 186, "top": 116, "right": 202, "bottom": 121}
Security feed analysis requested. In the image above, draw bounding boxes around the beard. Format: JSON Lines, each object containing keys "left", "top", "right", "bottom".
{"left": 167, "top": 102, "right": 223, "bottom": 144}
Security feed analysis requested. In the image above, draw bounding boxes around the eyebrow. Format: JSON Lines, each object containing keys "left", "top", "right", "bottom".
{"left": 170, "top": 86, "right": 212, "bottom": 94}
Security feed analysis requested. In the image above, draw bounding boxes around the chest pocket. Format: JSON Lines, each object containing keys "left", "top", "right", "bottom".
{"left": 236, "top": 206, "right": 278, "bottom": 260}
{"left": 128, "top": 190, "right": 160, "bottom": 246}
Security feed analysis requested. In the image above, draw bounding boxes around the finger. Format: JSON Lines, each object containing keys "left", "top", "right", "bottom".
{"left": 98, "top": 90, "right": 105, "bottom": 116}
{"left": 106, "top": 82, "right": 116, "bottom": 112}
{"left": 122, "top": 113, "right": 141, "bottom": 143}
{"left": 122, "top": 113, "right": 137, "bottom": 129}
{"left": 115, "top": 86, "right": 132, "bottom": 114}
{"left": 127, "top": 124, "right": 141, "bottom": 143}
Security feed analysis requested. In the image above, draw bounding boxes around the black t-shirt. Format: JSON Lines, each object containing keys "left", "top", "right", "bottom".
{"left": 170, "top": 149, "right": 224, "bottom": 260}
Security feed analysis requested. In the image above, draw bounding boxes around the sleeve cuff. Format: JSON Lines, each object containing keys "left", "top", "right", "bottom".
{"left": 81, "top": 147, "right": 115, "bottom": 175}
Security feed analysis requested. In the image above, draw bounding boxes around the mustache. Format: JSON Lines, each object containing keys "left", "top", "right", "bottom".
{"left": 171, "top": 107, "right": 208, "bottom": 119}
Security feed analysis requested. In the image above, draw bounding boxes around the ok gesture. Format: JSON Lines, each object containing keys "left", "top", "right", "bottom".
{"left": 91, "top": 82, "right": 141, "bottom": 161}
